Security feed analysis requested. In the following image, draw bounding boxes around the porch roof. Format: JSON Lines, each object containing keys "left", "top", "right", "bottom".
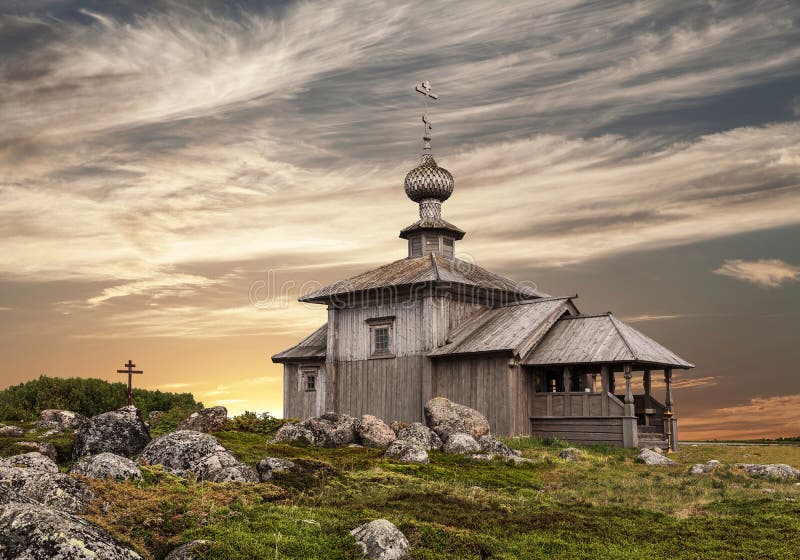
{"left": 523, "top": 313, "right": 694, "bottom": 369}
{"left": 271, "top": 323, "right": 327, "bottom": 363}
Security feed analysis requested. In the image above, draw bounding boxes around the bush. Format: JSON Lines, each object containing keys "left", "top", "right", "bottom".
{"left": 0, "top": 375, "right": 201, "bottom": 421}
{"left": 225, "top": 411, "right": 286, "bottom": 435}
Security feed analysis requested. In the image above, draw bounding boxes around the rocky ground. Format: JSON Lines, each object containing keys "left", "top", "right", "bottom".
{"left": 1, "top": 400, "right": 800, "bottom": 559}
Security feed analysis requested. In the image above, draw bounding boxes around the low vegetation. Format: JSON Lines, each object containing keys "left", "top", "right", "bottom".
{"left": 4, "top": 416, "right": 800, "bottom": 559}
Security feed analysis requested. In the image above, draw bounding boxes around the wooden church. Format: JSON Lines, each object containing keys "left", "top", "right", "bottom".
{"left": 273, "top": 83, "right": 693, "bottom": 450}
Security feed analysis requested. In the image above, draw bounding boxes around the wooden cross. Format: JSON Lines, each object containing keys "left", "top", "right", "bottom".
{"left": 116, "top": 359, "right": 143, "bottom": 406}
{"left": 415, "top": 81, "right": 438, "bottom": 141}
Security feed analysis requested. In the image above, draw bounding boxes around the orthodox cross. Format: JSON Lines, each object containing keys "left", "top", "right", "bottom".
{"left": 415, "top": 81, "right": 438, "bottom": 148}
{"left": 116, "top": 359, "right": 143, "bottom": 406}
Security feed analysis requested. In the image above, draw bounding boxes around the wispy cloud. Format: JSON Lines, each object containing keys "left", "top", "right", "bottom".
{"left": 713, "top": 259, "right": 800, "bottom": 288}
{"left": 680, "top": 393, "right": 800, "bottom": 439}
{"left": 621, "top": 314, "right": 692, "bottom": 323}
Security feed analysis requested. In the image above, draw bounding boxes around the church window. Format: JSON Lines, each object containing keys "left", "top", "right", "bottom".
{"left": 366, "top": 316, "right": 395, "bottom": 358}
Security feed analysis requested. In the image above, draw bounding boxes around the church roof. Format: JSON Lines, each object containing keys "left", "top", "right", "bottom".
{"left": 399, "top": 216, "right": 465, "bottom": 239}
{"left": 271, "top": 323, "right": 327, "bottom": 363}
{"left": 429, "top": 296, "right": 576, "bottom": 358}
{"left": 299, "top": 253, "right": 545, "bottom": 304}
{"left": 523, "top": 313, "right": 694, "bottom": 368}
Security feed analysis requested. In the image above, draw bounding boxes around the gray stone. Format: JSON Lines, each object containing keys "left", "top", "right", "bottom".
{"left": 256, "top": 457, "right": 296, "bottom": 482}
{"left": 396, "top": 422, "right": 442, "bottom": 451}
{"left": 350, "top": 519, "right": 410, "bottom": 560}
{"left": 139, "top": 430, "right": 257, "bottom": 482}
{"left": 73, "top": 406, "right": 151, "bottom": 459}
{"left": 0, "top": 451, "right": 59, "bottom": 473}
{"left": 442, "top": 432, "right": 480, "bottom": 455}
{"left": 148, "top": 410, "right": 165, "bottom": 424}
{"left": 478, "top": 435, "right": 520, "bottom": 457}
{"left": 384, "top": 440, "right": 429, "bottom": 464}
{"left": 37, "top": 428, "right": 64, "bottom": 438}
{"left": 0, "top": 502, "right": 142, "bottom": 559}
{"left": 70, "top": 452, "right": 143, "bottom": 482}
{"left": 424, "top": 397, "right": 491, "bottom": 439}
{"left": 637, "top": 448, "right": 677, "bottom": 466}
{"left": 389, "top": 421, "right": 406, "bottom": 434}
{"left": 357, "top": 415, "right": 396, "bottom": 448}
{"left": 302, "top": 413, "right": 359, "bottom": 447}
{"left": 270, "top": 422, "right": 315, "bottom": 445}
{"left": 164, "top": 539, "right": 213, "bottom": 559}
{"left": 14, "top": 441, "right": 58, "bottom": 461}
{"left": 735, "top": 463, "right": 800, "bottom": 480}
{"left": 558, "top": 448, "right": 585, "bottom": 462}
{"left": 38, "top": 409, "right": 87, "bottom": 430}
{"left": 0, "top": 466, "right": 93, "bottom": 513}
{"left": 177, "top": 406, "right": 228, "bottom": 433}
{"left": 688, "top": 460, "right": 721, "bottom": 475}
{"left": 0, "top": 424, "right": 24, "bottom": 438}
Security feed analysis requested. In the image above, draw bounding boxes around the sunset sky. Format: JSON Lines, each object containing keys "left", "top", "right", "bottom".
{"left": 2, "top": 1, "right": 799, "bottom": 439}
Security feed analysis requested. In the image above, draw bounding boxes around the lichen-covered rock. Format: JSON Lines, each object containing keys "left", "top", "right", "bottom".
{"left": 270, "top": 422, "right": 315, "bottom": 445}
{"left": 735, "top": 463, "right": 800, "bottom": 480}
{"left": 558, "top": 448, "right": 586, "bottom": 462}
{"left": 478, "top": 435, "right": 520, "bottom": 458}
{"left": 164, "top": 539, "right": 213, "bottom": 559}
{"left": 443, "top": 432, "right": 480, "bottom": 455}
{"left": 384, "top": 440, "right": 429, "bottom": 464}
{"left": 0, "top": 424, "right": 24, "bottom": 438}
{"left": 37, "top": 409, "right": 87, "bottom": 430}
{"left": 70, "top": 452, "right": 143, "bottom": 482}
{"left": 389, "top": 421, "right": 407, "bottom": 434}
{"left": 14, "top": 441, "right": 58, "bottom": 461}
{"left": 0, "top": 452, "right": 59, "bottom": 473}
{"left": 688, "top": 460, "right": 721, "bottom": 475}
{"left": 424, "top": 397, "right": 490, "bottom": 439}
{"left": 357, "top": 415, "right": 396, "bottom": 448}
{"left": 256, "top": 457, "right": 296, "bottom": 482}
{"left": 396, "top": 422, "right": 442, "bottom": 451}
{"left": 303, "top": 413, "right": 359, "bottom": 448}
{"left": 37, "top": 428, "right": 64, "bottom": 438}
{"left": 637, "top": 448, "right": 677, "bottom": 466}
{"left": 148, "top": 410, "right": 165, "bottom": 424}
{"left": 177, "top": 406, "right": 228, "bottom": 433}
{"left": 140, "top": 430, "right": 257, "bottom": 482}
{"left": 73, "top": 406, "right": 151, "bottom": 459}
{"left": 0, "top": 466, "right": 93, "bottom": 513}
{"left": 0, "top": 502, "right": 142, "bottom": 559}
{"left": 350, "top": 519, "right": 410, "bottom": 560}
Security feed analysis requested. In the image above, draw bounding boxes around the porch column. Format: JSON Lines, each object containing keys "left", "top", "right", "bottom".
{"left": 562, "top": 367, "right": 572, "bottom": 416}
{"left": 608, "top": 368, "right": 616, "bottom": 395}
{"left": 622, "top": 364, "right": 638, "bottom": 448}
{"left": 600, "top": 365, "right": 610, "bottom": 416}
{"left": 643, "top": 369, "right": 652, "bottom": 426}
{"left": 663, "top": 368, "right": 678, "bottom": 452}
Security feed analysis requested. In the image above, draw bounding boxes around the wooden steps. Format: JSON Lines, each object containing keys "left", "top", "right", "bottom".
{"left": 637, "top": 426, "right": 668, "bottom": 449}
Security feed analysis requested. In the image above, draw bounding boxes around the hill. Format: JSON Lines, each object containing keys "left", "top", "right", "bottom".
{"left": 0, "top": 375, "right": 200, "bottom": 420}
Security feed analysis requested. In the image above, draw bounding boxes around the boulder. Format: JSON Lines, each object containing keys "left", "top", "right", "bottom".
{"left": 164, "top": 539, "right": 213, "bottom": 559}
{"left": 688, "top": 460, "right": 721, "bottom": 475}
{"left": 478, "top": 435, "right": 520, "bottom": 458}
{"left": 558, "top": 448, "right": 585, "bottom": 462}
{"left": 14, "top": 441, "right": 58, "bottom": 461}
{"left": 735, "top": 463, "right": 800, "bottom": 480}
{"left": 148, "top": 410, "right": 165, "bottom": 424}
{"left": 0, "top": 502, "right": 142, "bottom": 559}
{"left": 350, "top": 519, "right": 410, "bottom": 560}
{"left": 139, "top": 430, "right": 257, "bottom": 483}
{"left": 424, "top": 397, "right": 490, "bottom": 440}
{"left": 0, "top": 466, "right": 93, "bottom": 513}
{"left": 442, "top": 432, "right": 480, "bottom": 455}
{"left": 396, "top": 422, "right": 442, "bottom": 451}
{"left": 73, "top": 406, "right": 151, "bottom": 459}
{"left": 177, "top": 406, "right": 228, "bottom": 433}
{"left": 357, "top": 415, "right": 396, "bottom": 448}
{"left": 303, "top": 413, "right": 359, "bottom": 448}
{"left": 384, "top": 440, "right": 429, "bottom": 464}
{"left": 389, "top": 421, "right": 407, "bottom": 434}
{"left": 637, "top": 448, "right": 677, "bottom": 466}
{"left": 256, "top": 457, "right": 296, "bottom": 482}
{"left": 37, "top": 428, "right": 64, "bottom": 438}
{"left": 70, "top": 452, "right": 143, "bottom": 482}
{"left": 270, "top": 422, "right": 315, "bottom": 445}
{"left": 38, "top": 409, "right": 87, "bottom": 430}
{"left": 0, "top": 451, "right": 59, "bottom": 473}
{"left": 0, "top": 424, "right": 24, "bottom": 438}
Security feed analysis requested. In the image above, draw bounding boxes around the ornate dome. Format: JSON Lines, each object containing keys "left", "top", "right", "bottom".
{"left": 404, "top": 153, "right": 454, "bottom": 203}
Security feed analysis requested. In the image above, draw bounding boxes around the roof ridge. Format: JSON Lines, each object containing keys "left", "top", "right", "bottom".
{"left": 608, "top": 314, "right": 637, "bottom": 361}
{"left": 430, "top": 252, "right": 441, "bottom": 281}
{"left": 498, "top": 294, "right": 577, "bottom": 307}
{"left": 560, "top": 312, "right": 611, "bottom": 319}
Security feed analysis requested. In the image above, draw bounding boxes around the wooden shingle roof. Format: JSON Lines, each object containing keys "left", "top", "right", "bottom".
{"left": 271, "top": 323, "right": 327, "bottom": 363}
{"left": 524, "top": 313, "right": 694, "bottom": 368}
{"left": 300, "top": 253, "right": 545, "bottom": 304}
{"left": 429, "top": 296, "right": 576, "bottom": 358}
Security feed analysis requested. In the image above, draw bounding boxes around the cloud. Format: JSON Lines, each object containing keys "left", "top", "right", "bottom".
{"left": 713, "top": 259, "right": 800, "bottom": 288}
{"left": 621, "top": 314, "right": 691, "bottom": 323}
{"left": 680, "top": 393, "right": 800, "bottom": 439}
{"left": 671, "top": 376, "right": 718, "bottom": 390}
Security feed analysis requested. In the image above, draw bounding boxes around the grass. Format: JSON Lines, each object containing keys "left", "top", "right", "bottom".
{"left": 3, "top": 424, "right": 800, "bottom": 559}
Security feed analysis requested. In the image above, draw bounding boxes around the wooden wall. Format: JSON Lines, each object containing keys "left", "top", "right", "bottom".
{"left": 530, "top": 417, "right": 624, "bottom": 446}
{"left": 333, "top": 300, "right": 425, "bottom": 360}
{"left": 283, "top": 362, "right": 326, "bottom": 420}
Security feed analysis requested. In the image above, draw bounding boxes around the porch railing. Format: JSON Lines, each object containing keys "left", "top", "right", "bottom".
{"left": 533, "top": 391, "right": 624, "bottom": 417}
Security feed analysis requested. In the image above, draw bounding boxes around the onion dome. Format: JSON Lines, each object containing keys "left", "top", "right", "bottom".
{"left": 404, "top": 153, "right": 454, "bottom": 203}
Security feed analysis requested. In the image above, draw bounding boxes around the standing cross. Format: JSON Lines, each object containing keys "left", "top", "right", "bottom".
{"left": 415, "top": 81, "right": 438, "bottom": 144}
{"left": 116, "top": 359, "right": 143, "bottom": 406}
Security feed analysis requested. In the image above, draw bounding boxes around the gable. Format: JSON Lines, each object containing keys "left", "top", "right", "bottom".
{"left": 271, "top": 323, "right": 327, "bottom": 363}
